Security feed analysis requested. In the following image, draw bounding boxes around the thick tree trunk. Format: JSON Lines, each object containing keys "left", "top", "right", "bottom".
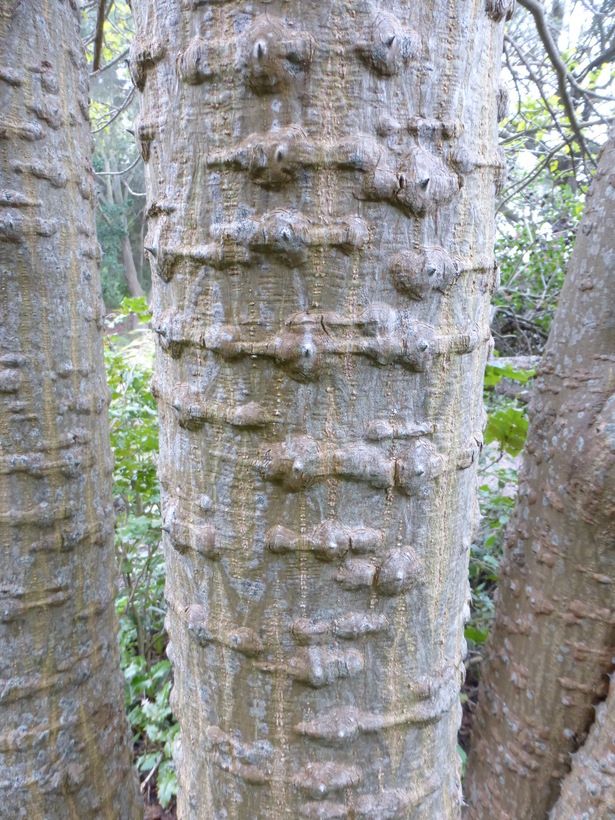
{"left": 0, "top": 2, "right": 141, "bottom": 817}
{"left": 464, "top": 133, "right": 615, "bottom": 818}
{"left": 132, "top": 1, "right": 505, "bottom": 816}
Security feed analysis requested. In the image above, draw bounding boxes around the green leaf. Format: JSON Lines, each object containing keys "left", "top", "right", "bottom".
{"left": 484, "top": 405, "right": 528, "bottom": 456}
{"left": 465, "top": 625, "right": 490, "bottom": 644}
{"left": 157, "top": 760, "right": 178, "bottom": 808}
{"left": 484, "top": 363, "right": 535, "bottom": 388}
{"left": 458, "top": 744, "right": 467, "bottom": 778}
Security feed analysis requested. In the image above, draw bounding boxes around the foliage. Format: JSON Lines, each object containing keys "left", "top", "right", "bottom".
{"left": 493, "top": 181, "right": 583, "bottom": 354}
{"left": 97, "top": 200, "right": 131, "bottom": 308}
{"left": 106, "top": 298, "right": 178, "bottom": 809}
{"left": 82, "top": 1, "right": 134, "bottom": 77}
{"left": 465, "top": 365, "right": 534, "bottom": 651}
{"left": 484, "top": 361, "right": 535, "bottom": 388}
{"left": 484, "top": 402, "right": 528, "bottom": 458}
{"left": 82, "top": 1, "right": 146, "bottom": 309}
{"left": 501, "top": 0, "right": 611, "bottom": 198}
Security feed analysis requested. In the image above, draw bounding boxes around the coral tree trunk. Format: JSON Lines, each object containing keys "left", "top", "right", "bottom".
{"left": 0, "top": 2, "right": 141, "bottom": 817}
{"left": 132, "top": 0, "right": 505, "bottom": 816}
{"left": 550, "top": 675, "right": 615, "bottom": 818}
{"left": 464, "top": 133, "right": 615, "bottom": 818}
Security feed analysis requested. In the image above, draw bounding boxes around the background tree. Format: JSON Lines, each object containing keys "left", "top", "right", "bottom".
{"left": 83, "top": 0, "right": 148, "bottom": 308}
{"left": 132, "top": 0, "right": 504, "bottom": 815}
{"left": 491, "top": 0, "right": 613, "bottom": 354}
{"left": 0, "top": 1, "right": 141, "bottom": 816}
{"left": 461, "top": 0, "right": 613, "bottom": 761}
{"left": 464, "top": 131, "right": 615, "bottom": 817}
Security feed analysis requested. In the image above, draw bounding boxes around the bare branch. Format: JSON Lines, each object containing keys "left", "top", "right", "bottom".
{"left": 576, "top": 39, "right": 615, "bottom": 82}
{"left": 517, "top": 0, "right": 597, "bottom": 165}
{"left": 89, "top": 46, "right": 129, "bottom": 78}
{"left": 94, "top": 155, "right": 140, "bottom": 177}
{"left": 91, "top": 87, "right": 135, "bottom": 134}
{"left": 92, "top": 0, "right": 107, "bottom": 73}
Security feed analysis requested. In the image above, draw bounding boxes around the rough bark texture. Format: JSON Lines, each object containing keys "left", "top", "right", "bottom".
{"left": 465, "top": 133, "right": 615, "bottom": 818}
{"left": 0, "top": 2, "right": 141, "bottom": 817}
{"left": 132, "top": 1, "right": 504, "bottom": 816}
{"left": 550, "top": 674, "right": 615, "bottom": 819}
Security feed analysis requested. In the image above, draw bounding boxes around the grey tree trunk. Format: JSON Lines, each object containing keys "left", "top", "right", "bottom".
{"left": 0, "top": 2, "right": 141, "bottom": 817}
{"left": 132, "top": 1, "right": 506, "bottom": 816}
{"left": 464, "top": 133, "right": 615, "bottom": 818}
{"left": 122, "top": 233, "right": 145, "bottom": 298}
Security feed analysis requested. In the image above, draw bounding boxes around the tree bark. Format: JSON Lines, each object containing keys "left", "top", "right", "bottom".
{"left": 550, "top": 675, "right": 615, "bottom": 819}
{"left": 464, "top": 133, "right": 615, "bottom": 818}
{"left": 132, "top": 1, "right": 505, "bottom": 816}
{"left": 0, "top": 2, "right": 142, "bottom": 817}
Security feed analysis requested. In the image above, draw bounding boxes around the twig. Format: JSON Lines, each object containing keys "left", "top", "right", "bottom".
{"left": 140, "top": 754, "right": 164, "bottom": 792}
{"left": 90, "top": 46, "right": 129, "bottom": 79}
{"left": 92, "top": 87, "right": 135, "bottom": 134}
{"left": 123, "top": 180, "right": 146, "bottom": 197}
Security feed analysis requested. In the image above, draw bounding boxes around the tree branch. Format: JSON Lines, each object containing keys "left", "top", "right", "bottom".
{"left": 94, "top": 155, "right": 140, "bottom": 176}
{"left": 92, "top": 0, "right": 107, "bottom": 73}
{"left": 577, "top": 39, "right": 615, "bottom": 82}
{"left": 90, "top": 46, "right": 129, "bottom": 79}
{"left": 517, "top": 0, "right": 597, "bottom": 166}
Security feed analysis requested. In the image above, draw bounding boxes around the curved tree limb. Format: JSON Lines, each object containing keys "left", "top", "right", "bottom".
{"left": 517, "top": 0, "right": 597, "bottom": 166}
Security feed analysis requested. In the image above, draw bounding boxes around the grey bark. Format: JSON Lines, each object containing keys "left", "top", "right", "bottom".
{"left": 132, "top": 0, "right": 505, "bottom": 816}
{"left": 464, "top": 133, "right": 615, "bottom": 818}
{"left": 0, "top": 1, "right": 142, "bottom": 817}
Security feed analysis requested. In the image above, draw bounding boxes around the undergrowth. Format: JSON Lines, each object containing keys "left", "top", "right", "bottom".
{"left": 106, "top": 298, "right": 179, "bottom": 810}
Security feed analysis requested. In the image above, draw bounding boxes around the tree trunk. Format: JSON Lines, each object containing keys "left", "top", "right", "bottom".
{"left": 464, "top": 133, "right": 615, "bottom": 818}
{"left": 132, "top": 1, "right": 505, "bottom": 815}
{"left": 550, "top": 675, "right": 615, "bottom": 818}
{"left": 0, "top": 2, "right": 141, "bottom": 817}
{"left": 122, "top": 233, "right": 145, "bottom": 298}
